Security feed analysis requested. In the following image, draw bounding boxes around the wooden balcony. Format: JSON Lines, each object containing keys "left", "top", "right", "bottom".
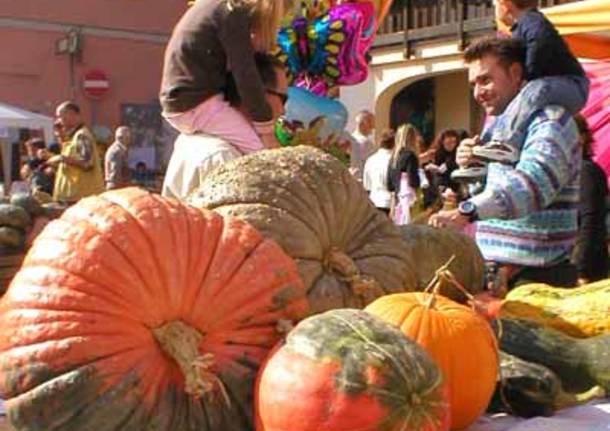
{"left": 375, "top": 0, "right": 586, "bottom": 55}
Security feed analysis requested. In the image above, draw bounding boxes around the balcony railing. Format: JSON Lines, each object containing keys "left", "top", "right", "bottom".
{"left": 375, "top": 0, "right": 585, "bottom": 54}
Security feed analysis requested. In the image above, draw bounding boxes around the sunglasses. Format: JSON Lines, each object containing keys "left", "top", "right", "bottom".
{"left": 266, "top": 88, "right": 288, "bottom": 105}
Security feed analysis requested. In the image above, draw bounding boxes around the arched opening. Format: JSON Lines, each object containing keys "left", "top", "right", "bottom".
{"left": 376, "top": 70, "right": 484, "bottom": 146}
{"left": 389, "top": 78, "right": 435, "bottom": 146}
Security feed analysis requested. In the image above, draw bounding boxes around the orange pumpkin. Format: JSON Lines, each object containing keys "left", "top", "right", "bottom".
{"left": 0, "top": 187, "right": 308, "bottom": 431}
{"left": 366, "top": 292, "right": 498, "bottom": 430}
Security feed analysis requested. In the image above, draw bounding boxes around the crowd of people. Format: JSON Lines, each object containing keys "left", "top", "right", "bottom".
{"left": 359, "top": 115, "right": 468, "bottom": 223}
{"left": 17, "top": 102, "right": 155, "bottom": 204}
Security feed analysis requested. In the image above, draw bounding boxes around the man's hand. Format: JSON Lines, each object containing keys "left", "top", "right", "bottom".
{"left": 418, "top": 148, "right": 436, "bottom": 165}
{"left": 36, "top": 148, "right": 50, "bottom": 160}
{"left": 46, "top": 155, "right": 63, "bottom": 166}
{"left": 424, "top": 163, "right": 440, "bottom": 173}
{"left": 456, "top": 135, "right": 480, "bottom": 167}
{"left": 428, "top": 209, "right": 470, "bottom": 230}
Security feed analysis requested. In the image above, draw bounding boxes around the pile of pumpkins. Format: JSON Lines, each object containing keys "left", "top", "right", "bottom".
{"left": 0, "top": 147, "right": 606, "bottom": 431}
{"left": 0, "top": 193, "right": 64, "bottom": 251}
{"left": 487, "top": 281, "right": 610, "bottom": 418}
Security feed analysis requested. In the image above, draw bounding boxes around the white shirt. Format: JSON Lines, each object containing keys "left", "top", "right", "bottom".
{"left": 162, "top": 133, "right": 242, "bottom": 202}
{"left": 363, "top": 148, "right": 393, "bottom": 209}
{"left": 350, "top": 130, "right": 375, "bottom": 181}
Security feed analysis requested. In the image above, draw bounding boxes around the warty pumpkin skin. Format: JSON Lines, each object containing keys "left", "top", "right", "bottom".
{"left": 0, "top": 187, "right": 308, "bottom": 431}
{"left": 190, "top": 146, "right": 417, "bottom": 314}
{"left": 400, "top": 225, "right": 485, "bottom": 302}
{"left": 255, "top": 309, "right": 450, "bottom": 431}
{"left": 500, "top": 280, "right": 610, "bottom": 338}
{"left": 365, "top": 292, "right": 499, "bottom": 430}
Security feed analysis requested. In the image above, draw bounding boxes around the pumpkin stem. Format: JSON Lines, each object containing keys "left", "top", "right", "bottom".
{"left": 422, "top": 255, "right": 460, "bottom": 309}
{"left": 425, "top": 255, "right": 476, "bottom": 304}
{"left": 153, "top": 320, "right": 230, "bottom": 406}
{"left": 423, "top": 255, "right": 457, "bottom": 293}
{"left": 425, "top": 292, "right": 437, "bottom": 309}
{"left": 325, "top": 247, "right": 383, "bottom": 301}
{"left": 276, "top": 318, "right": 294, "bottom": 335}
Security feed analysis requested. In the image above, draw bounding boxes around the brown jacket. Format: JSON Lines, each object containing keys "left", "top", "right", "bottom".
{"left": 160, "top": 0, "right": 272, "bottom": 122}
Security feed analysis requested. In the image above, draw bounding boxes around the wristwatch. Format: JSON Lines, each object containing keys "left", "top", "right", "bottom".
{"left": 458, "top": 201, "right": 478, "bottom": 222}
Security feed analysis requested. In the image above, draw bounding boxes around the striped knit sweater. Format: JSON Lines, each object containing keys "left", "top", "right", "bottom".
{"left": 469, "top": 105, "right": 581, "bottom": 267}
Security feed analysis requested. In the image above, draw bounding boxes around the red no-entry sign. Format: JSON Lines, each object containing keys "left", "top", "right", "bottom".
{"left": 83, "top": 69, "right": 110, "bottom": 99}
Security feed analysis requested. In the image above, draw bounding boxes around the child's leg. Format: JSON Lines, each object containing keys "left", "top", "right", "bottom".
{"left": 163, "top": 95, "right": 264, "bottom": 154}
{"left": 489, "top": 75, "right": 589, "bottom": 146}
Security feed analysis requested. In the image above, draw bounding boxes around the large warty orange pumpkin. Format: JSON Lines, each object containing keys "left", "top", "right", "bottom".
{"left": 0, "top": 187, "right": 308, "bottom": 431}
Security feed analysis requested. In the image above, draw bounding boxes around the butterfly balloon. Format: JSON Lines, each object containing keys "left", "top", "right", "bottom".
{"left": 276, "top": 1, "right": 377, "bottom": 96}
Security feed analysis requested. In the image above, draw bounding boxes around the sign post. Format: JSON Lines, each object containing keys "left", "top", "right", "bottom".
{"left": 83, "top": 69, "right": 110, "bottom": 100}
{"left": 83, "top": 70, "right": 109, "bottom": 127}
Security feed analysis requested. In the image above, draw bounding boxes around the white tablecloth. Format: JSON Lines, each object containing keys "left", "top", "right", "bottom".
{"left": 0, "top": 399, "right": 608, "bottom": 430}
{"left": 468, "top": 400, "right": 610, "bottom": 431}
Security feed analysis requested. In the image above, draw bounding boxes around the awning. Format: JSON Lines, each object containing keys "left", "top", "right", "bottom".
{"left": 543, "top": 0, "right": 610, "bottom": 60}
{"left": 0, "top": 103, "right": 54, "bottom": 196}
{"left": 0, "top": 102, "right": 54, "bottom": 143}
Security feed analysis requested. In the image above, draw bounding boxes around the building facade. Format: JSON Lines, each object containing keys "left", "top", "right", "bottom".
{"left": 0, "top": 0, "right": 187, "bottom": 166}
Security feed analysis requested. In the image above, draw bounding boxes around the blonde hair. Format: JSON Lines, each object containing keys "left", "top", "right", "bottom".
{"left": 391, "top": 123, "right": 421, "bottom": 169}
{"left": 228, "top": 0, "right": 293, "bottom": 52}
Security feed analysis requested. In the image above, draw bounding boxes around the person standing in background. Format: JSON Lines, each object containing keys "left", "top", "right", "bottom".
{"left": 571, "top": 115, "right": 608, "bottom": 284}
{"left": 387, "top": 123, "right": 421, "bottom": 225}
{"left": 349, "top": 110, "right": 375, "bottom": 181}
{"left": 104, "top": 126, "right": 132, "bottom": 190}
{"left": 427, "top": 129, "right": 461, "bottom": 192}
{"left": 47, "top": 101, "right": 104, "bottom": 204}
{"left": 363, "top": 129, "right": 395, "bottom": 215}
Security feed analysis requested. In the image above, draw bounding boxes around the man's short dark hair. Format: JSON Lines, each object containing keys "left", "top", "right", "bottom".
{"left": 379, "top": 129, "right": 395, "bottom": 150}
{"left": 225, "top": 53, "right": 285, "bottom": 106}
{"left": 463, "top": 36, "right": 526, "bottom": 70}
{"left": 57, "top": 101, "right": 81, "bottom": 114}
{"left": 27, "top": 138, "right": 46, "bottom": 150}
{"left": 511, "top": 0, "right": 538, "bottom": 9}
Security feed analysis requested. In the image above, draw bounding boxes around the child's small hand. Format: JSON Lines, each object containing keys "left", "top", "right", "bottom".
{"left": 456, "top": 135, "right": 480, "bottom": 167}
{"left": 260, "top": 132, "right": 280, "bottom": 149}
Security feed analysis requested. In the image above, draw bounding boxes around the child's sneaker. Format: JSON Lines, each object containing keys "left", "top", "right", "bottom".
{"left": 472, "top": 140, "right": 519, "bottom": 164}
{"left": 450, "top": 161, "right": 488, "bottom": 183}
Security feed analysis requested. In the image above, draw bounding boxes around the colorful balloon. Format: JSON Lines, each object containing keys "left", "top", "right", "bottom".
{"left": 275, "top": 87, "right": 350, "bottom": 164}
{"left": 276, "top": 1, "right": 375, "bottom": 96}
{"left": 286, "top": 87, "right": 348, "bottom": 136}
{"left": 365, "top": 0, "right": 394, "bottom": 30}
{"left": 285, "top": 1, "right": 394, "bottom": 25}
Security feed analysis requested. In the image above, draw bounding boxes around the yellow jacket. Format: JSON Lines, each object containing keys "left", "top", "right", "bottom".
{"left": 53, "top": 125, "right": 104, "bottom": 203}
